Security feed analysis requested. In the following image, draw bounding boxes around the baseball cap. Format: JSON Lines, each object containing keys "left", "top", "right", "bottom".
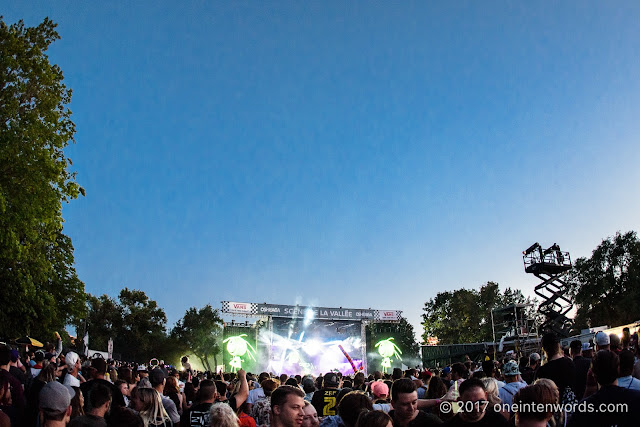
{"left": 65, "top": 351, "right": 79, "bottom": 368}
{"left": 34, "top": 350, "right": 45, "bottom": 362}
{"left": 371, "top": 381, "right": 389, "bottom": 398}
{"left": 595, "top": 331, "right": 610, "bottom": 346}
{"left": 529, "top": 352, "right": 541, "bottom": 361}
{"left": 442, "top": 366, "right": 451, "bottom": 375}
{"left": 149, "top": 367, "right": 167, "bottom": 387}
{"left": 503, "top": 360, "right": 521, "bottom": 376}
{"left": 39, "top": 380, "right": 75, "bottom": 413}
{"left": 582, "top": 342, "right": 593, "bottom": 352}
{"left": 323, "top": 372, "right": 339, "bottom": 387}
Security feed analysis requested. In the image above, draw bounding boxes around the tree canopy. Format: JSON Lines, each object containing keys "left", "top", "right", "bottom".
{"left": 170, "top": 305, "right": 224, "bottom": 372}
{"left": 568, "top": 231, "right": 640, "bottom": 331}
{"left": 77, "top": 288, "right": 167, "bottom": 361}
{"left": 421, "top": 281, "right": 535, "bottom": 344}
{"left": 0, "top": 17, "right": 85, "bottom": 338}
{"left": 368, "top": 317, "right": 420, "bottom": 370}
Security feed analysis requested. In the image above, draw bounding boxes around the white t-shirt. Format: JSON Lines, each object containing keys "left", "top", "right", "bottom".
{"left": 64, "top": 373, "right": 81, "bottom": 387}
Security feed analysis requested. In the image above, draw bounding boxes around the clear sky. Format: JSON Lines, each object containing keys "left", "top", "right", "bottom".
{"left": 5, "top": 1, "right": 640, "bottom": 341}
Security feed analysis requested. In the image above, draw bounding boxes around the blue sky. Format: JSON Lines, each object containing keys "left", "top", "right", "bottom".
{"left": 5, "top": 1, "right": 640, "bottom": 340}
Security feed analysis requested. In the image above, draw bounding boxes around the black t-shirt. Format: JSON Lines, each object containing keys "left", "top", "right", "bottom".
{"left": 68, "top": 414, "right": 108, "bottom": 427}
{"left": 180, "top": 402, "right": 213, "bottom": 427}
{"left": 444, "top": 410, "right": 509, "bottom": 426}
{"left": 80, "top": 379, "right": 126, "bottom": 408}
{"left": 389, "top": 409, "right": 444, "bottom": 426}
{"left": 535, "top": 356, "right": 576, "bottom": 394}
{"left": 567, "top": 385, "right": 640, "bottom": 427}
{"left": 572, "top": 356, "right": 591, "bottom": 399}
{"left": 311, "top": 388, "right": 340, "bottom": 417}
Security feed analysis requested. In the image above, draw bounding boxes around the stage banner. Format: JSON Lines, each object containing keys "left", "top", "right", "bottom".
{"left": 256, "top": 304, "right": 375, "bottom": 320}
{"left": 221, "top": 301, "right": 258, "bottom": 315}
{"left": 374, "top": 310, "right": 402, "bottom": 322}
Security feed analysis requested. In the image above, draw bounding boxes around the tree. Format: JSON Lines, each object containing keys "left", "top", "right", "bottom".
{"left": 0, "top": 18, "right": 86, "bottom": 338}
{"left": 421, "top": 282, "right": 534, "bottom": 344}
{"left": 77, "top": 288, "right": 167, "bottom": 361}
{"left": 368, "top": 317, "right": 420, "bottom": 370}
{"left": 170, "top": 305, "right": 224, "bottom": 372}
{"left": 567, "top": 231, "right": 640, "bottom": 331}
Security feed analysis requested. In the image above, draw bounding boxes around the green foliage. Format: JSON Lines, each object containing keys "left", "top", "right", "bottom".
{"left": 170, "top": 305, "right": 224, "bottom": 372}
{"left": 567, "top": 231, "right": 640, "bottom": 331}
{"left": 77, "top": 289, "right": 167, "bottom": 361}
{"left": 421, "top": 282, "right": 534, "bottom": 344}
{"left": 0, "top": 17, "right": 86, "bottom": 338}
{"left": 368, "top": 317, "right": 420, "bottom": 370}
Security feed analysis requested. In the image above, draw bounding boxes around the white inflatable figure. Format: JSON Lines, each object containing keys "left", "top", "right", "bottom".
{"left": 223, "top": 334, "right": 256, "bottom": 373}
{"left": 375, "top": 338, "right": 402, "bottom": 373}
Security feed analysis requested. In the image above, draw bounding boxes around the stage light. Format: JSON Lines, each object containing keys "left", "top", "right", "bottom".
{"left": 303, "top": 308, "right": 315, "bottom": 326}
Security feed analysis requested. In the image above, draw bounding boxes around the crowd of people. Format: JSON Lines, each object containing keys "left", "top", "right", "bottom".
{"left": 2, "top": 329, "right": 640, "bottom": 426}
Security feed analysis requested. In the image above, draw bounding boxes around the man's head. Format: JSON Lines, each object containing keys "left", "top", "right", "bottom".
{"left": 0, "top": 345, "right": 10, "bottom": 367}
{"left": 619, "top": 349, "right": 635, "bottom": 378}
{"left": 371, "top": 380, "right": 389, "bottom": 400}
{"left": 569, "top": 340, "right": 582, "bottom": 358}
{"left": 503, "top": 360, "right": 521, "bottom": 382}
{"left": 513, "top": 384, "right": 555, "bottom": 427}
{"left": 541, "top": 333, "right": 560, "bottom": 358}
{"left": 481, "top": 360, "right": 495, "bottom": 377}
{"left": 91, "top": 358, "right": 107, "bottom": 376}
{"left": 592, "top": 350, "right": 619, "bottom": 386}
{"left": 302, "top": 377, "right": 315, "bottom": 394}
{"left": 302, "top": 401, "right": 319, "bottom": 427}
{"left": 595, "top": 331, "right": 610, "bottom": 351}
{"left": 338, "top": 391, "right": 373, "bottom": 427}
{"left": 85, "top": 383, "right": 112, "bottom": 417}
{"left": 65, "top": 351, "right": 80, "bottom": 373}
{"left": 529, "top": 352, "right": 541, "bottom": 368}
{"left": 392, "top": 368, "right": 403, "bottom": 381}
{"left": 323, "top": 372, "right": 339, "bottom": 388}
{"left": 39, "top": 380, "right": 75, "bottom": 422}
{"left": 441, "top": 366, "right": 451, "bottom": 380}
{"left": 198, "top": 379, "right": 218, "bottom": 403}
{"left": 609, "top": 333, "right": 621, "bottom": 351}
{"left": 457, "top": 378, "right": 488, "bottom": 423}
{"left": 451, "top": 362, "right": 467, "bottom": 380}
{"left": 391, "top": 378, "right": 418, "bottom": 422}
{"left": 271, "top": 385, "right": 305, "bottom": 427}
{"left": 149, "top": 367, "right": 166, "bottom": 390}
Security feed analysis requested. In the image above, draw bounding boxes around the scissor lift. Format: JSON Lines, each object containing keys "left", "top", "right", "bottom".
{"left": 523, "top": 243, "right": 573, "bottom": 337}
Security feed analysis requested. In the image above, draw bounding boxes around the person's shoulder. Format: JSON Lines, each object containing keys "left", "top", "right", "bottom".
{"left": 415, "top": 409, "right": 444, "bottom": 424}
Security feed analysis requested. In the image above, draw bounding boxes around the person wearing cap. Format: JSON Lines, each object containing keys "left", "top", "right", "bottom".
{"left": 371, "top": 381, "right": 392, "bottom": 413}
{"left": 497, "top": 361, "right": 527, "bottom": 410}
{"left": 8, "top": 349, "right": 27, "bottom": 386}
{"left": 148, "top": 367, "right": 180, "bottom": 425}
{"left": 310, "top": 372, "right": 341, "bottom": 417}
{"left": 569, "top": 340, "right": 591, "bottom": 400}
{"left": 32, "top": 350, "right": 46, "bottom": 378}
{"left": 39, "top": 380, "right": 75, "bottom": 426}
{"left": 302, "top": 377, "right": 316, "bottom": 402}
{"left": 584, "top": 331, "right": 612, "bottom": 398}
{"left": 63, "top": 352, "right": 83, "bottom": 388}
{"left": 0, "top": 345, "right": 25, "bottom": 425}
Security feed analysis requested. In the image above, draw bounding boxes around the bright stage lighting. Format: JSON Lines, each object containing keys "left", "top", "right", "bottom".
{"left": 303, "top": 308, "right": 315, "bottom": 326}
{"left": 375, "top": 337, "right": 402, "bottom": 373}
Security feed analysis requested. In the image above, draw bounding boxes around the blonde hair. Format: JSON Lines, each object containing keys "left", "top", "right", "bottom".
{"left": 137, "top": 388, "right": 171, "bottom": 427}
{"left": 480, "top": 377, "right": 501, "bottom": 406}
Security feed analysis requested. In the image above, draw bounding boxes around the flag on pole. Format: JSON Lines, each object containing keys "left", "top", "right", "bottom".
{"left": 83, "top": 331, "right": 89, "bottom": 357}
